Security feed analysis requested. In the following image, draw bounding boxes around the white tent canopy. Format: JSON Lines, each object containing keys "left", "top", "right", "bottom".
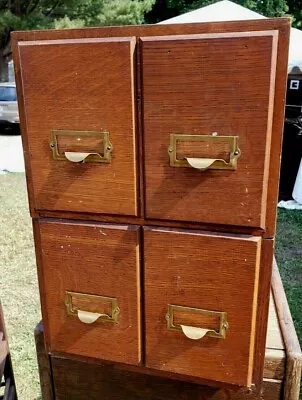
{"left": 160, "top": 0, "right": 302, "bottom": 73}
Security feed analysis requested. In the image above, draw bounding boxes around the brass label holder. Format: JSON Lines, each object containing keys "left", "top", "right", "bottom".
{"left": 166, "top": 304, "right": 229, "bottom": 340}
{"left": 168, "top": 133, "right": 240, "bottom": 170}
{"left": 50, "top": 130, "right": 112, "bottom": 163}
{"left": 65, "top": 291, "right": 120, "bottom": 324}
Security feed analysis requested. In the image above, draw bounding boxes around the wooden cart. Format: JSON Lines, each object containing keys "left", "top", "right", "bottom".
{"left": 0, "top": 302, "right": 17, "bottom": 400}
{"left": 34, "top": 260, "right": 301, "bottom": 400}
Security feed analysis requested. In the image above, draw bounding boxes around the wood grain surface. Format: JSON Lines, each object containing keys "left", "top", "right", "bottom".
{"left": 0, "top": 302, "right": 8, "bottom": 382}
{"left": 12, "top": 19, "right": 290, "bottom": 235}
{"left": 51, "top": 357, "right": 281, "bottom": 400}
{"left": 11, "top": 18, "right": 291, "bottom": 392}
{"left": 36, "top": 220, "right": 142, "bottom": 365}
{"left": 34, "top": 322, "right": 54, "bottom": 400}
{"left": 142, "top": 31, "right": 277, "bottom": 228}
{"left": 252, "top": 238, "right": 275, "bottom": 387}
{"left": 34, "top": 210, "right": 265, "bottom": 236}
{"left": 263, "top": 296, "right": 285, "bottom": 380}
{"left": 144, "top": 227, "right": 261, "bottom": 386}
{"left": 34, "top": 321, "right": 283, "bottom": 400}
{"left": 18, "top": 37, "right": 138, "bottom": 217}
{"left": 272, "top": 258, "right": 302, "bottom": 400}
{"left": 34, "top": 283, "right": 290, "bottom": 400}
{"left": 0, "top": 302, "right": 17, "bottom": 399}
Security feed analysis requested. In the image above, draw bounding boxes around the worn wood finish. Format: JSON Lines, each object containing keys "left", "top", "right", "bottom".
{"left": 35, "top": 211, "right": 265, "bottom": 236}
{"left": 0, "top": 338, "right": 8, "bottom": 381}
{"left": 12, "top": 19, "right": 290, "bottom": 236}
{"left": 51, "top": 358, "right": 281, "bottom": 400}
{"left": 34, "top": 261, "right": 301, "bottom": 400}
{"left": 18, "top": 37, "right": 138, "bottom": 217}
{"left": 0, "top": 302, "right": 17, "bottom": 399}
{"left": 35, "top": 326, "right": 281, "bottom": 400}
{"left": 253, "top": 238, "right": 275, "bottom": 388}
{"left": 264, "top": 26, "right": 290, "bottom": 238}
{"left": 45, "top": 291, "right": 287, "bottom": 391}
{"left": 272, "top": 258, "right": 302, "bottom": 400}
{"left": 263, "top": 296, "right": 285, "bottom": 380}
{"left": 0, "top": 303, "right": 8, "bottom": 381}
{"left": 144, "top": 227, "right": 261, "bottom": 386}
{"left": 35, "top": 295, "right": 286, "bottom": 400}
{"left": 264, "top": 348, "right": 285, "bottom": 380}
{"left": 36, "top": 220, "right": 141, "bottom": 365}
{"left": 32, "top": 219, "right": 53, "bottom": 357}
{"left": 34, "top": 322, "right": 54, "bottom": 400}
{"left": 142, "top": 31, "right": 278, "bottom": 228}
{"left": 12, "top": 19, "right": 290, "bottom": 391}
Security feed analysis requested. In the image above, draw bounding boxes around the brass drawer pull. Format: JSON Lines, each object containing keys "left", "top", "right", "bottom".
{"left": 64, "top": 152, "right": 102, "bottom": 163}
{"left": 168, "top": 133, "right": 240, "bottom": 170}
{"left": 77, "top": 310, "right": 107, "bottom": 324}
{"left": 50, "top": 130, "right": 113, "bottom": 163}
{"left": 180, "top": 325, "right": 216, "bottom": 340}
{"left": 186, "top": 157, "right": 232, "bottom": 171}
{"left": 66, "top": 291, "right": 120, "bottom": 324}
{"left": 166, "top": 304, "right": 229, "bottom": 340}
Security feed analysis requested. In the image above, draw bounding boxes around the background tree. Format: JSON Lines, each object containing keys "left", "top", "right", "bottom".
{"left": 0, "top": 0, "right": 154, "bottom": 80}
{"left": 1, "top": 0, "right": 301, "bottom": 80}
{"left": 287, "top": 0, "right": 302, "bottom": 28}
{"left": 145, "top": 0, "right": 291, "bottom": 24}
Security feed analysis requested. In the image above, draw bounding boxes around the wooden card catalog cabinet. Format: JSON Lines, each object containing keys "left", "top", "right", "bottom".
{"left": 12, "top": 18, "right": 290, "bottom": 390}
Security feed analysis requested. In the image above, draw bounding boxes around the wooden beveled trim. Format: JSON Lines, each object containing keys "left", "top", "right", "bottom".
{"left": 272, "top": 258, "right": 302, "bottom": 400}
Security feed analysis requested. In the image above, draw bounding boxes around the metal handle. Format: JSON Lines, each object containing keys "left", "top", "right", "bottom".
{"left": 66, "top": 291, "right": 120, "bottom": 324}
{"left": 50, "top": 130, "right": 112, "bottom": 163}
{"left": 77, "top": 310, "right": 108, "bottom": 324}
{"left": 168, "top": 133, "right": 240, "bottom": 170}
{"left": 166, "top": 304, "right": 229, "bottom": 340}
{"left": 180, "top": 326, "right": 214, "bottom": 340}
{"left": 64, "top": 152, "right": 103, "bottom": 163}
{"left": 186, "top": 157, "right": 233, "bottom": 171}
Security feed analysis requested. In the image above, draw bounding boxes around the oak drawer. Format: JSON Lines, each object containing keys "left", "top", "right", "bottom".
{"left": 144, "top": 227, "right": 261, "bottom": 386}
{"left": 36, "top": 220, "right": 141, "bottom": 365}
{"left": 142, "top": 31, "right": 278, "bottom": 228}
{"left": 18, "top": 37, "right": 138, "bottom": 216}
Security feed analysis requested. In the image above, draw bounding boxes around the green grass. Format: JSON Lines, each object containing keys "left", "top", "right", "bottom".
{"left": 276, "top": 209, "right": 302, "bottom": 345}
{"left": 275, "top": 209, "right": 302, "bottom": 400}
{"left": 0, "top": 173, "right": 301, "bottom": 399}
{"left": 0, "top": 173, "right": 41, "bottom": 399}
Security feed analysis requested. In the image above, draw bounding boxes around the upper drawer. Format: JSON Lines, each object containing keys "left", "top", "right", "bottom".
{"left": 142, "top": 31, "right": 278, "bottom": 228}
{"left": 18, "top": 37, "right": 138, "bottom": 216}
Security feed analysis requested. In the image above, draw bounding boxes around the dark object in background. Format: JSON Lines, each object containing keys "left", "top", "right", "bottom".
{"left": 286, "top": 74, "right": 302, "bottom": 117}
{"left": 279, "top": 74, "right": 302, "bottom": 200}
{"left": 0, "top": 302, "right": 17, "bottom": 400}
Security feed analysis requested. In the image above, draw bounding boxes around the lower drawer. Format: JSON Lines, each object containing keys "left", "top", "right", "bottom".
{"left": 36, "top": 220, "right": 141, "bottom": 365}
{"left": 144, "top": 227, "right": 261, "bottom": 387}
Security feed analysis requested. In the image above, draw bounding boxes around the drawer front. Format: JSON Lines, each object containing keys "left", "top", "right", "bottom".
{"left": 144, "top": 227, "right": 261, "bottom": 386}
{"left": 37, "top": 220, "right": 141, "bottom": 365}
{"left": 18, "top": 37, "right": 138, "bottom": 216}
{"left": 142, "top": 31, "right": 278, "bottom": 228}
